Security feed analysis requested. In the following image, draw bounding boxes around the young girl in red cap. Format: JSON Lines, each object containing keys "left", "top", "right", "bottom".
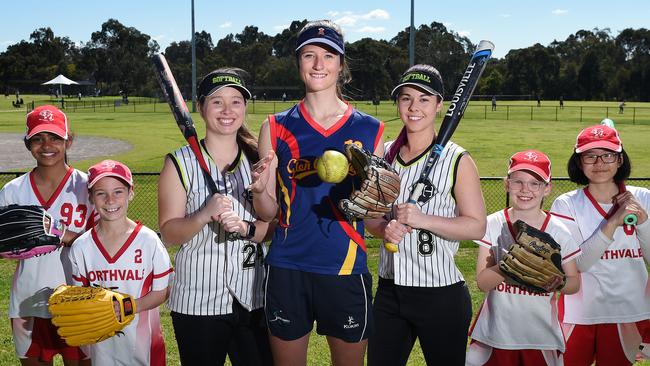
{"left": 67, "top": 159, "right": 172, "bottom": 366}
{"left": 0, "top": 105, "right": 95, "bottom": 366}
{"left": 551, "top": 125, "right": 650, "bottom": 365}
{"left": 466, "top": 150, "right": 581, "bottom": 366}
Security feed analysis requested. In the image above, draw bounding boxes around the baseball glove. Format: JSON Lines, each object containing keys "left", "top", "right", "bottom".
{"left": 339, "top": 144, "right": 401, "bottom": 219}
{"left": 499, "top": 220, "right": 566, "bottom": 293}
{"left": 0, "top": 205, "right": 65, "bottom": 260}
{"left": 49, "top": 285, "right": 137, "bottom": 346}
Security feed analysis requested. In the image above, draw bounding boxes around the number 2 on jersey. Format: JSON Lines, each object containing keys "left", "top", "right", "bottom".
{"left": 134, "top": 249, "right": 142, "bottom": 264}
{"left": 242, "top": 243, "right": 264, "bottom": 269}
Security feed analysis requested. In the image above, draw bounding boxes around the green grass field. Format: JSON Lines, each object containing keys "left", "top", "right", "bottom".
{"left": 1, "top": 97, "right": 650, "bottom": 365}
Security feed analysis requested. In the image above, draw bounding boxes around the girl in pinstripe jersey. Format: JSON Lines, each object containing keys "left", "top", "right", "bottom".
{"left": 366, "top": 64, "right": 486, "bottom": 366}
{"left": 158, "top": 68, "right": 272, "bottom": 365}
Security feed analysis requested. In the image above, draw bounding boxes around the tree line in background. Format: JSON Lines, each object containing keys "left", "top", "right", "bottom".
{"left": 1, "top": 19, "right": 648, "bottom": 101}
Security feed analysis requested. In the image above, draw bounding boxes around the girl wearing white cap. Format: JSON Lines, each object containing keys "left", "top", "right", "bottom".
{"left": 551, "top": 125, "right": 650, "bottom": 365}
{"left": 68, "top": 160, "right": 172, "bottom": 366}
{"left": 466, "top": 150, "right": 580, "bottom": 366}
{"left": 250, "top": 20, "right": 384, "bottom": 365}
{"left": 158, "top": 68, "right": 272, "bottom": 365}
{"left": 365, "top": 64, "right": 485, "bottom": 366}
{"left": 0, "top": 105, "right": 95, "bottom": 365}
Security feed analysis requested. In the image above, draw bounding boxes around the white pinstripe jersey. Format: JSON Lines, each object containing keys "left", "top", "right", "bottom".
{"left": 471, "top": 209, "right": 581, "bottom": 351}
{"left": 166, "top": 143, "right": 267, "bottom": 316}
{"left": 0, "top": 168, "right": 94, "bottom": 318}
{"left": 551, "top": 186, "right": 650, "bottom": 324}
{"left": 69, "top": 223, "right": 172, "bottom": 366}
{"left": 378, "top": 140, "right": 467, "bottom": 287}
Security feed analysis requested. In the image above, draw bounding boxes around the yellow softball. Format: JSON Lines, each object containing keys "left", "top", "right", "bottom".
{"left": 384, "top": 242, "right": 399, "bottom": 253}
{"left": 316, "top": 150, "right": 349, "bottom": 183}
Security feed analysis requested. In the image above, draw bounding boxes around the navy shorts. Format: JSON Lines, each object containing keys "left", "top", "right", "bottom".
{"left": 264, "top": 265, "right": 374, "bottom": 343}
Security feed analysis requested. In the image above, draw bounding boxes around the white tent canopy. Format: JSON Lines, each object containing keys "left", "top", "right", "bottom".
{"left": 42, "top": 74, "right": 79, "bottom": 96}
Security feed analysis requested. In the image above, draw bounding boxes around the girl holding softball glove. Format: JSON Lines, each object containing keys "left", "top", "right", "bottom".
{"left": 467, "top": 150, "right": 580, "bottom": 366}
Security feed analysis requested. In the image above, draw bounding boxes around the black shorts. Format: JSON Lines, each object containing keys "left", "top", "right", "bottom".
{"left": 368, "top": 278, "right": 472, "bottom": 366}
{"left": 171, "top": 301, "right": 272, "bottom": 366}
{"left": 264, "top": 265, "right": 374, "bottom": 343}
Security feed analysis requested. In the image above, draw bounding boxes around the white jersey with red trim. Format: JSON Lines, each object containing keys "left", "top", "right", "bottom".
{"left": 470, "top": 209, "right": 581, "bottom": 351}
{"left": 0, "top": 168, "right": 95, "bottom": 318}
{"left": 68, "top": 223, "right": 173, "bottom": 366}
{"left": 551, "top": 186, "right": 650, "bottom": 324}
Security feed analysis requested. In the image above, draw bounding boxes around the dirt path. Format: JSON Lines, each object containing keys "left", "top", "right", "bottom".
{"left": 0, "top": 133, "right": 132, "bottom": 170}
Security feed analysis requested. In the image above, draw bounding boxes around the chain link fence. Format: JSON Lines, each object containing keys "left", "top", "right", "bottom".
{"left": 9, "top": 100, "right": 650, "bottom": 125}
{"left": 2, "top": 172, "right": 649, "bottom": 234}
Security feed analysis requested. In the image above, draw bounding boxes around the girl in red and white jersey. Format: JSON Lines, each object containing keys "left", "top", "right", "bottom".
{"left": 68, "top": 160, "right": 172, "bottom": 366}
{"left": 0, "top": 105, "right": 94, "bottom": 366}
{"left": 467, "top": 150, "right": 581, "bottom": 366}
{"left": 551, "top": 124, "right": 650, "bottom": 365}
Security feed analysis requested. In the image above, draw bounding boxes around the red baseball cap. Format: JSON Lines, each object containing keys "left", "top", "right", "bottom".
{"left": 508, "top": 150, "right": 552, "bottom": 183}
{"left": 575, "top": 125, "right": 622, "bottom": 153}
{"left": 26, "top": 105, "right": 69, "bottom": 139}
{"left": 88, "top": 160, "right": 133, "bottom": 189}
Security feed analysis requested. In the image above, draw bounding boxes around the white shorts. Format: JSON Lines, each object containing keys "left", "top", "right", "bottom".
{"left": 466, "top": 340, "right": 562, "bottom": 366}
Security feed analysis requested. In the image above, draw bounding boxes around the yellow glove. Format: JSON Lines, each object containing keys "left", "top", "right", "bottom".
{"left": 48, "top": 285, "right": 136, "bottom": 346}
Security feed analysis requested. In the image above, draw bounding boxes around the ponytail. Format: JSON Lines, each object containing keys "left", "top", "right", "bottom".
{"left": 385, "top": 127, "right": 407, "bottom": 164}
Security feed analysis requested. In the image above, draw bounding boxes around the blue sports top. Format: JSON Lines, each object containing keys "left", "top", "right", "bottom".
{"left": 266, "top": 101, "right": 384, "bottom": 275}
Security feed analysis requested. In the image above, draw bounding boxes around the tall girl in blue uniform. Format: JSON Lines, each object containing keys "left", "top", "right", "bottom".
{"left": 251, "top": 20, "right": 384, "bottom": 366}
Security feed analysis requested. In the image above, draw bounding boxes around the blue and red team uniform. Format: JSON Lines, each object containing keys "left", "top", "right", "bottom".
{"left": 267, "top": 101, "right": 383, "bottom": 275}
{"left": 264, "top": 101, "right": 383, "bottom": 342}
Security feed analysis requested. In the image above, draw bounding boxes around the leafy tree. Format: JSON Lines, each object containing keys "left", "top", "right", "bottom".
{"left": 502, "top": 44, "right": 560, "bottom": 98}
{"left": 0, "top": 27, "right": 79, "bottom": 93}
{"left": 1, "top": 19, "right": 649, "bottom": 101}
{"left": 346, "top": 38, "right": 402, "bottom": 100}
{"left": 87, "top": 19, "right": 159, "bottom": 96}
{"left": 616, "top": 28, "right": 650, "bottom": 100}
{"left": 272, "top": 20, "right": 308, "bottom": 58}
{"left": 391, "top": 22, "right": 474, "bottom": 98}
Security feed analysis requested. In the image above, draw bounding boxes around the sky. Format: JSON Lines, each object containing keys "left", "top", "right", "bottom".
{"left": 1, "top": 0, "right": 648, "bottom": 59}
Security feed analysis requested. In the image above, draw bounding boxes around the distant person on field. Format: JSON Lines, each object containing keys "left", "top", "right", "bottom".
{"left": 619, "top": 100, "right": 626, "bottom": 114}
{"left": 560, "top": 96, "right": 564, "bottom": 109}
{"left": 77, "top": 92, "right": 81, "bottom": 101}
{"left": 282, "top": 92, "right": 287, "bottom": 102}
{"left": 537, "top": 94, "right": 541, "bottom": 107}
{"left": 491, "top": 96, "right": 497, "bottom": 111}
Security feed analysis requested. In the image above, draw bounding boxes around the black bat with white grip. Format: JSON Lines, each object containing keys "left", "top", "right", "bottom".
{"left": 151, "top": 53, "right": 219, "bottom": 195}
